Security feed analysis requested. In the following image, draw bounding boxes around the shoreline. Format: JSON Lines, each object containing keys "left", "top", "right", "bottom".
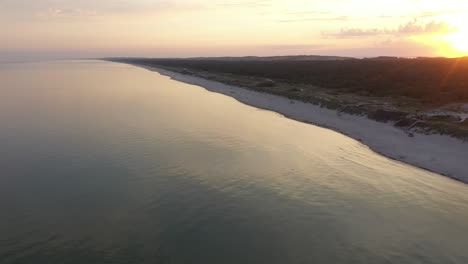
{"left": 119, "top": 62, "right": 468, "bottom": 184}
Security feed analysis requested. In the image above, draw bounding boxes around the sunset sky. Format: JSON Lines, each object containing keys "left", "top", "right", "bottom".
{"left": 1, "top": 0, "right": 468, "bottom": 61}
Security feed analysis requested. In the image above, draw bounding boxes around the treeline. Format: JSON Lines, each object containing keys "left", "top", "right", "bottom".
{"left": 115, "top": 57, "right": 468, "bottom": 104}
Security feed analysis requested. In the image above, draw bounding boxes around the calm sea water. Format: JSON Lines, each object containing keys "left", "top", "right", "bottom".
{"left": 1, "top": 60, "right": 468, "bottom": 264}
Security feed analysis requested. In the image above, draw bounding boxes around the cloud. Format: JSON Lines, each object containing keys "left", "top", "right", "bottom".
{"left": 324, "top": 19, "right": 457, "bottom": 38}
{"left": 263, "top": 44, "right": 326, "bottom": 50}
{"left": 1, "top": 0, "right": 206, "bottom": 19}
{"left": 416, "top": 9, "right": 468, "bottom": 18}
{"left": 35, "top": 8, "right": 98, "bottom": 19}
{"left": 324, "top": 28, "right": 383, "bottom": 38}
{"left": 216, "top": 0, "right": 272, "bottom": 8}
{"left": 278, "top": 9, "right": 348, "bottom": 23}
{"left": 287, "top": 10, "right": 333, "bottom": 16}
{"left": 397, "top": 19, "right": 456, "bottom": 34}
{"left": 279, "top": 16, "right": 349, "bottom": 23}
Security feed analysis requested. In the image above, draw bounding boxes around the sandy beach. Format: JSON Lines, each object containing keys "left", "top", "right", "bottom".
{"left": 125, "top": 63, "right": 468, "bottom": 183}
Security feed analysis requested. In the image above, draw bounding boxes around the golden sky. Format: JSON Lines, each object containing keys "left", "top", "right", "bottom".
{"left": 1, "top": 0, "right": 468, "bottom": 61}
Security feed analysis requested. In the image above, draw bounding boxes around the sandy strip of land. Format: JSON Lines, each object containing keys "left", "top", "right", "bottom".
{"left": 128, "top": 63, "right": 468, "bottom": 184}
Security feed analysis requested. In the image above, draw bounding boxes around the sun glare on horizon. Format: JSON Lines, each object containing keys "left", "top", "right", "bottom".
{"left": 443, "top": 15, "right": 468, "bottom": 57}
{"left": 446, "top": 31, "right": 468, "bottom": 54}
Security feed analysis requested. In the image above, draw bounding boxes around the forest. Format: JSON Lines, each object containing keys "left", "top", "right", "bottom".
{"left": 116, "top": 56, "right": 468, "bottom": 105}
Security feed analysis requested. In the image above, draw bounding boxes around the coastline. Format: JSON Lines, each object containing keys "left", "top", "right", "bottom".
{"left": 119, "top": 62, "right": 468, "bottom": 183}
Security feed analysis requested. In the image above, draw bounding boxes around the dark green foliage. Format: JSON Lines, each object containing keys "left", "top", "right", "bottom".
{"left": 114, "top": 57, "right": 468, "bottom": 104}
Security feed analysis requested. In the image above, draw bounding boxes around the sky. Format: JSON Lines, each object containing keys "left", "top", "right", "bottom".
{"left": 1, "top": 0, "right": 468, "bottom": 61}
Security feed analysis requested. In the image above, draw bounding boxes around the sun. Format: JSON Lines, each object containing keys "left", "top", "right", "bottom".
{"left": 443, "top": 15, "right": 468, "bottom": 56}
{"left": 446, "top": 31, "right": 468, "bottom": 54}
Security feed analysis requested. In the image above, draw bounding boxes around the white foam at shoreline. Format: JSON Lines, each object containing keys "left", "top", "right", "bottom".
{"left": 132, "top": 64, "right": 468, "bottom": 183}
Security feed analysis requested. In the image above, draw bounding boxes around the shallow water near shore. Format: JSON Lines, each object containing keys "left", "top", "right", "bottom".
{"left": 1, "top": 60, "right": 468, "bottom": 264}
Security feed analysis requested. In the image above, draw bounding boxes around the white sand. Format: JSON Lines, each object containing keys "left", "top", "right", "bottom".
{"left": 133, "top": 64, "right": 468, "bottom": 183}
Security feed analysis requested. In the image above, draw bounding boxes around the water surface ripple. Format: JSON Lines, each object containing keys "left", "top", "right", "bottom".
{"left": 1, "top": 61, "right": 468, "bottom": 264}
